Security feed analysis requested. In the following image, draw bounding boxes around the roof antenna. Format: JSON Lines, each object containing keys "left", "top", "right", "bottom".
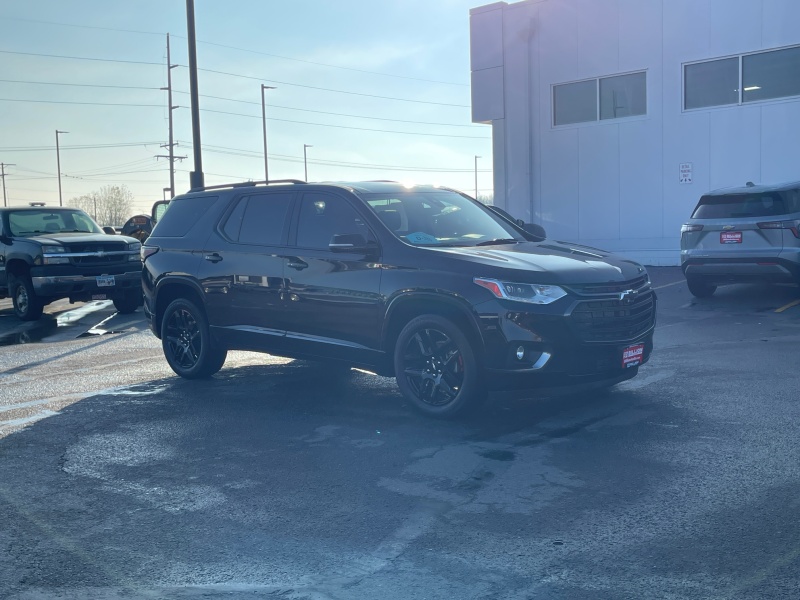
{"left": 745, "top": 181, "right": 755, "bottom": 187}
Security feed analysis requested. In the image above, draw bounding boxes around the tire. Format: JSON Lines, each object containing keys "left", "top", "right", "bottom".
{"left": 160, "top": 298, "right": 227, "bottom": 379}
{"left": 9, "top": 274, "right": 43, "bottom": 321}
{"left": 394, "top": 314, "right": 483, "bottom": 418}
{"left": 113, "top": 293, "right": 142, "bottom": 314}
{"left": 686, "top": 277, "right": 716, "bottom": 298}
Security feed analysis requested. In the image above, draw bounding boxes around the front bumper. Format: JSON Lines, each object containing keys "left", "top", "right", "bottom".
{"left": 32, "top": 270, "right": 142, "bottom": 300}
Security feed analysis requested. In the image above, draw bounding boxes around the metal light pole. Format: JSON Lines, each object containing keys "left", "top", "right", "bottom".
{"left": 56, "top": 130, "right": 69, "bottom": 206}
{"left": 261, "top": 84, "right": 276, "bottom": 182}
{"left": 474, "top": 155, "right": 481, "bottom": 200}
{"left": 303, "top": 144, "right": 313, "bottom": 182}
{"left": 186, "top": 0, "right": 204, "bottom": 191}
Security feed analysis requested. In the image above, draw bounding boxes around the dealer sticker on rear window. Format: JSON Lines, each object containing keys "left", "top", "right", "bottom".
{"left": 622, "top": 343, "right": 644, "bottom": 368}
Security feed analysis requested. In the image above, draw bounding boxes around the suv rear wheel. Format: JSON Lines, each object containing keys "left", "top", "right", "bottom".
{"left": 394, "top": 315, "right": 483, "bottom": 418}
{"left": 161, "top": 298, "right": 227, "bottom": 378}
{"left": 686, "top": 277, "right": 716, "bottom": 298}
{"left": 9, "top": 274, "right": 43, "bottom": 321}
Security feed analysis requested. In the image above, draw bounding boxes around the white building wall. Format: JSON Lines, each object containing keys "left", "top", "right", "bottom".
{"left": 470, "top": 0, "right": 800, "bottom": 265}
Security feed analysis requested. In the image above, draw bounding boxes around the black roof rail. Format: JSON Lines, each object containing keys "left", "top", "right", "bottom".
{"left": 191, "top": 179, "right": 307, "bottom": 192}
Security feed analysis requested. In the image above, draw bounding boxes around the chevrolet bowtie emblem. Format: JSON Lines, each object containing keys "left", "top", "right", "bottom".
{"left": 619, "top": 289, "right": 637, "bottom": 303}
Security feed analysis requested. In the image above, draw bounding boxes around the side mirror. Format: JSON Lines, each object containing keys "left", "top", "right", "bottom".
{"left": 103, "top": 226, "right": 117, "bottom": 235}
{"left": 329, "top": 233, "right": 378, "bottom": 254}
{"left": 151, "top": 200, "right": 170, "bottom": 224}
{"left": 523, "top": 222, "right": 546, "bottom": 239}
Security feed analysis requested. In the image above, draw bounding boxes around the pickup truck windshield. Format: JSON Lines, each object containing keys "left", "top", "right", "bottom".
{"left": 7, "top": 209, "right": 101, "bottom": 236}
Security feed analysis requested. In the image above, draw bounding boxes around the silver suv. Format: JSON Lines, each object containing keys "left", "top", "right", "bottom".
{"left": 681, "top": 181, "right": 800, "bottom": 297}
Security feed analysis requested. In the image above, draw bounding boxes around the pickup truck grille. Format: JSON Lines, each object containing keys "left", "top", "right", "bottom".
{"left": 64, "top": 243, "right": 129, "bottom": 266}
{"left": 569, "top": 287, "right": 656, "bottom": 343}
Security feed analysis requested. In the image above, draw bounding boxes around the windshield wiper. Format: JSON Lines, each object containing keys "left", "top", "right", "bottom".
{"left": 474, "top": 238, "right": 519, "bottom": 246}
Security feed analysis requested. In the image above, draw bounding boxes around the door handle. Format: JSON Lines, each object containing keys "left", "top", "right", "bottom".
{"left": 204, "top": 253, "right": 223, "bottom": 263}
{"left": 287, "top": 260, "right": 308, "bottom": 270}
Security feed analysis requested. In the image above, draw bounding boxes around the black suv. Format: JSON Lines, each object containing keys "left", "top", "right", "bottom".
{"left": 142, "top": 181, "right": 655, "bottom": 417}
{"left": 0, "top": 206, "right": 143, "bottom": 320}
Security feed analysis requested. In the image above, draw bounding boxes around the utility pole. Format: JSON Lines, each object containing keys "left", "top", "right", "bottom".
{"left": 261, "top": 84, "right": 276, "bottom": 182}
{"left": 0, "top": 162, "right": 15, "bottom": 207}
{"left": 303, "top": 144, "right": 313, "bottom": 182}
{"left": 186, "top": 0, "right": 204, "bottom": 191}
{"left": 56, "top": 130, "right": 69, "bottom": 206}
{"left": 474, "top": 155, "right": 481, "bottom": 200}
{"left": 157, "top": 34, "right": 183, "bottom": 199}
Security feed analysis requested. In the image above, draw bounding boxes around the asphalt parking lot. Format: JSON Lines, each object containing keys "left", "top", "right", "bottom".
{"left": 1, "top": 267, "right": 799, "bottom": 600}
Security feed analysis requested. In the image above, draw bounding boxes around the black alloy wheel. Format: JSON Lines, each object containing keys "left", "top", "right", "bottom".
{"left": 113, "top": 293, "right": 142, "bottom": 314}
{"left": 9, "top": 274, "right": 43, "bottom": 321}
{"left": 161, "top": 298, "right": 226, "bottom": 378}
{"left": 394, "top": 314, "right": 482, "bottom": 418}
{"left": 686, "top": 276, "right": 716, "bottom": 298}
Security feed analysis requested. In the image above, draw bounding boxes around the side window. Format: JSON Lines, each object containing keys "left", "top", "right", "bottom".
{"left": 296, "top": 193, "right": 373, "bottom": 250}
{"left": 153, "top": 196, "right": 217, "bottom": 237}
{"left": 237, "top": 193, "right": 293, "bottom": 246}
{"left": 220, "top": 198, "right": 247, "bottom": 241}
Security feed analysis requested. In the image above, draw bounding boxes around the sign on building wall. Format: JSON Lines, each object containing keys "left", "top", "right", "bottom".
{"left": 679, "top": 163, "right": 693, "bottom": 184}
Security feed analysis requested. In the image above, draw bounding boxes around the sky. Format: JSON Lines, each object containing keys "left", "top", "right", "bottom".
{"left": 0, "top": 0, "right": 493, "bottom": 217}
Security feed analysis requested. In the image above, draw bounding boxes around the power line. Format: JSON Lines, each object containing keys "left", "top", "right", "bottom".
{"left": 0, "top": 78, "right": 161, "bottom": 90}
{"left": 194, "top": 67, "right": 470, "bottom": 108}
{"left": 0, "top": 97, "right": 164, "bottom": 108}
{"left": 199, "top": 108, "right": 489, "bottom": 139}
{"left": 0, "top": 49, "right": 163, "bottom": 66}
{"left": 0, "top": 16, "right": 469, "bottom": 87}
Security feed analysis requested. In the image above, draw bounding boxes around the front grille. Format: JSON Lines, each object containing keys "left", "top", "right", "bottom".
{"left": 65, "top": 243, "right": 128, "bottom": 267}
{"left": 570, "top": 289, "right": 656, "bottom": 343}
{"left": 565, "top": 275, "right": 648, "bottom": 296}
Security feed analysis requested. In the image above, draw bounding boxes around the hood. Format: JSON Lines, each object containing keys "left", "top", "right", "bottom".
{"left": 29, "top": 232, "right": 137, "bottom": 247}
{"left": 427, "top": 240, "right": 646, "bottom": 284}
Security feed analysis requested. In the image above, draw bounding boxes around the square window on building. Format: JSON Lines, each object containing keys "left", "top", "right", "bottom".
{"left": 600, "top": 72, "right": 646, "bottom": 120}
{"left": 553, "top": 79, "right": 597, "bottom": 126}
{"left": 743, "top": 46, "right": 800, "bottom": 103}
{"left": 684, "top": 57, "right": 739, "bottom": 110}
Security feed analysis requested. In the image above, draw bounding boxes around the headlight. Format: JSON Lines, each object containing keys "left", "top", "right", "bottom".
{"left": 474, "top": 278, "right": 567, "bottom": 305}
{"left": 42, "top": 246, "right": 69, "bottom": 264}
{"left": 128, "top": 241, "right": 142, "bottom": 261}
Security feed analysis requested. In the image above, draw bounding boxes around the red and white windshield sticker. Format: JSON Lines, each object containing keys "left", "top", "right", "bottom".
{"left": 622, "top": 344, "right": 644, "bottom": 368}
{"left": 720, "top": 231, "right": 742, "bottom": 244}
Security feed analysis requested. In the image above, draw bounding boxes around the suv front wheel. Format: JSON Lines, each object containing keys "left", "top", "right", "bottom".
{"left": 394, "top": 314, "right": 483, "bottom": 418}
{"left": 161, "top": 298, "right": 227, "bottom": 378}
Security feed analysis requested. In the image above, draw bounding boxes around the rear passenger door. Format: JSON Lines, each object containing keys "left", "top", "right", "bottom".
{"left": 198, "top": 191, "right": 294, "bottom": 350}
{"left": 282, "top": 192, "right": 383, "bottom": 361}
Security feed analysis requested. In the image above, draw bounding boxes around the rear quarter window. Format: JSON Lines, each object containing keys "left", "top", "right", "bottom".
{"left": 151, "top": 196, "right": 217, "bottom": 237}
{"left": 691, "top": 192, "right": 791, "bottom": 219}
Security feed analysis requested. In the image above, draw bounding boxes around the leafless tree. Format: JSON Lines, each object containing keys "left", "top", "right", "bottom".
{"left": 68, "top": 185, "right": 133, "bottom": 227}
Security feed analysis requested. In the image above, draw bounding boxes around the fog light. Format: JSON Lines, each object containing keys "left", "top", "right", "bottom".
{"left": 516, "top": 346, "right": 525, "bottom": 361}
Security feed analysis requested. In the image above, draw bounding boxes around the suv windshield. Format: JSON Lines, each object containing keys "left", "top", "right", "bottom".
{"left": 691, "top": 190, "right": 800, "bottom": 219}
{"left": 7, "top": 209, "right": 101, "bottom": 236}
{"left": 361, "top": 190, "right": 522, "bottom": 247}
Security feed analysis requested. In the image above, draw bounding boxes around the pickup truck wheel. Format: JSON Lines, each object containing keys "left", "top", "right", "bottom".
{"left": 686, "top": 277, "right": 716, "bottom": 298}
{"left": 113, "top": 293, "right": 141, "bottom": 314}
{"left": 394, "top": 315, "right": 482, "bottom": 419}
{"left": 9, "top": 274, "right": 43, "bottom": 321}
{"left": 161, "top": 298, "right": 227, "bottom": 379}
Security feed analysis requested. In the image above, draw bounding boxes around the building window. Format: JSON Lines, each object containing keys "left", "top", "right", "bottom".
{"left": 554, "top": 80, "right": 597, "bottom": 125}
{"left": 684, "top": 45, "right": 800, "bottom": 110}
{"left": 684, "top": 57, "right": 739, "bottom": 110}
{"left": 743, "top": 46, "right": 800, "bottom": 103}
{"left": 600, "top": 72, "right": 647, "bottom": 120}
{"left": 554, "top": 71, "right": 646, "bottom": 126}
